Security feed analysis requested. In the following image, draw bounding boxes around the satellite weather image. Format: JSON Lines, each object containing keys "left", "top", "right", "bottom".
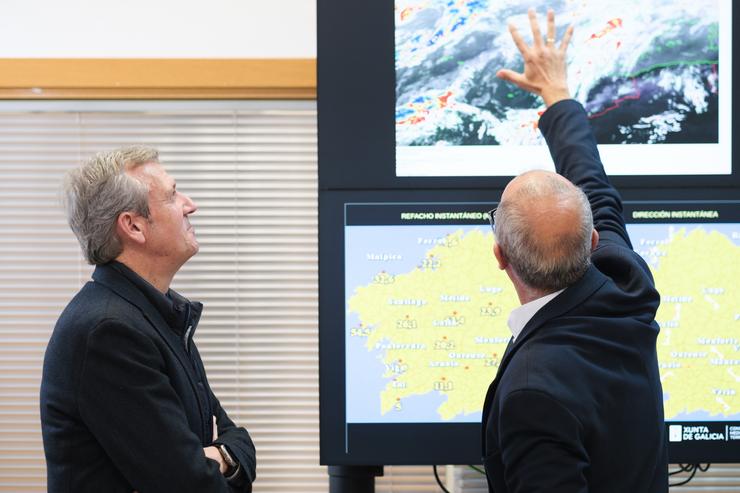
{"left": 395, "top": 0, "right": 729, "bottom": 176}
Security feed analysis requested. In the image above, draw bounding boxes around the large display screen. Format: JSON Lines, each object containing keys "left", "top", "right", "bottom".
{"left": 395, "top": 0, "right": 732, "bottom": 177}
{"left": 318, "top": 0, "right": 740, "bottom": 468}
{"left": 320, "top": 195, "right": 740, "bottom": 464}
{"left": 317, "top": 0, "right": 739, "bottom": 190}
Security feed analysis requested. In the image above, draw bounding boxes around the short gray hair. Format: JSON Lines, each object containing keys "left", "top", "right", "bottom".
{"left": 496, "top": 177, "right": 593, "bottom": 292}
{"left": 63, "top": 145, "right": 159, "bottom": 265}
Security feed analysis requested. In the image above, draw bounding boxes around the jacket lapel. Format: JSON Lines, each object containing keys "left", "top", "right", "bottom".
{"left": 513, "top": 265, "right": 607, "bottom": 349}
{"left": 91, "top": 265, "right": 205, "bottom": 404}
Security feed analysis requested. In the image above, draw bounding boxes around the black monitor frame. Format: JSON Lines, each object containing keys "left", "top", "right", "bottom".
{"left": 318, "top": 0, "right": 740, "bottom": 467}
{"left": 319, "top": 188, "right": 740, "bottom": 465}
{"left": 317, "top": 0, "right": 739, "bottom": 191}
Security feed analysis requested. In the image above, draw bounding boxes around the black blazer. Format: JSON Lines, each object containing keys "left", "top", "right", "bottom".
{"left": 40, "top": 263, "right": 256, "bottom": 493}
{"left": 482, "top": 100, "right": 668, "bottom": 493}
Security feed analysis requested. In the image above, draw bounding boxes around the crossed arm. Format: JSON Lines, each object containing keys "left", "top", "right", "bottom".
{"left": 79, "top": 320, "right": 255, "bottom": 493}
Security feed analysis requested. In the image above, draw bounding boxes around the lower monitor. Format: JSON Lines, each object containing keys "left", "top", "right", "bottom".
{"left": 319, "top": 193, "right": 740, "bottom": 464}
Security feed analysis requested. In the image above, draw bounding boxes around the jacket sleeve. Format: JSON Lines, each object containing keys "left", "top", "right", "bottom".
{"left": 498, "top": 389, "right": 589, "bottom": 493}
{"left": 211, "top": 390, "right": 257, "bottom": 492}
{"left": 538, "top": 99, "right": 659, "bottom": 291}
{"left": 538, "top": 99, "right": 632, "bottom": 251}
{"left": 78, "top": 319, "right": 234, "bottom": 493}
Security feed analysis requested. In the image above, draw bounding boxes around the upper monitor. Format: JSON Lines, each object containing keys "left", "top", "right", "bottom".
{"left": 318, "top": 0, "right": 738, "bottom": 189}
{"left": 396, "top": 0, "right": 729, "bottom": 177}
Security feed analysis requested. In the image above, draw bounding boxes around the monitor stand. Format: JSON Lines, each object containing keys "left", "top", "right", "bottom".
{"left": 328, "top": 465, "right": 384, "bottom": 493}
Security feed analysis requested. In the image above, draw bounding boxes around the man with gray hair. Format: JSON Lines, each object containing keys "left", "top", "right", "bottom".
{"left": 481, "top": 9, "right": 667, "bottom": 492}
{"left": 40, "top": 147, "right": 256, "bottom": 492}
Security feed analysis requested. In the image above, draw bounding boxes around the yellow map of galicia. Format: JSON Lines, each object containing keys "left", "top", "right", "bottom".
{"left": 348, "top": 229, "right": 516, "bottom": 420}
{"left": 650, "top": 228, "right": 740, "bottom": 419}
{"left": 348, "top": 226, "right": 740, "bottom": 421}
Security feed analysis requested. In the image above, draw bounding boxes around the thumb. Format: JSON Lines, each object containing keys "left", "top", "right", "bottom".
{"left": 496, "top": 69, "right": 525, "bottom": 86}
{"left": 496, "top": 69, "right": 538, "bottom": 95}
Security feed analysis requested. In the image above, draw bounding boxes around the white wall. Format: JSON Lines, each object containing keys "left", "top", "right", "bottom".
{"left": 0, "top": 0, "right": 316, "bottom": 58}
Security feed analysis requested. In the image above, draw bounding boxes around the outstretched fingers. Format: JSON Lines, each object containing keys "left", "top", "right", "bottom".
{"left": 546, "top": 9, "right": 556, "bottom": 46}
{"left": 528, "top": 8, "right": 543, "bottom": 48}
{"left": 560, "top": 24, "right": 574, "bottom": 53}
{"left": 508, "top": 23, "right": 529, "bottom": 56}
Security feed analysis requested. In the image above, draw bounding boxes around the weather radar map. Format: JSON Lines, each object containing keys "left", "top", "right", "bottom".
{"left": 395, "top": 0, "right": 732, "bottom": 176}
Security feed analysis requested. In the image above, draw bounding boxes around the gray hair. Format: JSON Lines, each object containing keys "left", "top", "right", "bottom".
{"left": 63, "top": 145, "right": 159, "bottom": 265}
{"left": 496, "top": 176, "right": 593, "bottom": 292}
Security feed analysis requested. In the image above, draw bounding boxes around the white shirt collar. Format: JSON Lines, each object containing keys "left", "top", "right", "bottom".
{"left": 507, "top": 289, "right": 565, "bottom": 341}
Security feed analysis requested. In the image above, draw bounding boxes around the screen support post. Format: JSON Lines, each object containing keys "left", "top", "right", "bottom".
{"left": 328, "top": 465, "right": 384, "bottom": 493}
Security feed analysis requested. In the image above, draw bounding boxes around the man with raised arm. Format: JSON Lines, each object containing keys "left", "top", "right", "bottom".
{"left": 481, "top": 9, "right": 668, "bottom": 493}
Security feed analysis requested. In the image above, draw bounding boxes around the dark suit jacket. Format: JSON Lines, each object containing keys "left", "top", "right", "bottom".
{"left": 482, "top": 100, "right": 668, "bottom": 493}
{"left": 40, "top": 263, "right": 256, "bottom": 493}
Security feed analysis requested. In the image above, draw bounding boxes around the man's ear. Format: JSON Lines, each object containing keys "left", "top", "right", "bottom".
{"left": 591, "top": 228, "right": 599, "bottom": 252}
{"left": 116, "top": 211, "right": 147, "bottom": 246}
{"left": 493, "top": 242, "right": 507, "bottom": 271}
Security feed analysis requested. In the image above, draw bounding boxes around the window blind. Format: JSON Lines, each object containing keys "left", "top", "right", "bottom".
{"left": 0, "top": 100, "right": 443, "bottom": 492}
{"left": 0, "top": 100, "right": 736, "bottom": 492}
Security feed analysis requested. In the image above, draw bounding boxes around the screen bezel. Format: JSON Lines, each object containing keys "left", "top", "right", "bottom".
{"left": 317, "top": 0, "right": 739, "bottom": 191}
{"left": 319, "top": 188, "right": 740, "bottom": 465}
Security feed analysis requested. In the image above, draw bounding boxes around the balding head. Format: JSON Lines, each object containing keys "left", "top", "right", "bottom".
{"left": 495, "top": 170, "right": 595, "bottom": 293}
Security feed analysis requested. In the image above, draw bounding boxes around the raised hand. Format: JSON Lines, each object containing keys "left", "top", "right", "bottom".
{"left": 496, "top": 8, "right": 574, "bottom": 107}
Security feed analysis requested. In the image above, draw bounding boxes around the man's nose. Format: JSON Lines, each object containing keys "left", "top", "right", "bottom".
{"left": 182, "top": 192, "right": 198, "bottom": 214}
